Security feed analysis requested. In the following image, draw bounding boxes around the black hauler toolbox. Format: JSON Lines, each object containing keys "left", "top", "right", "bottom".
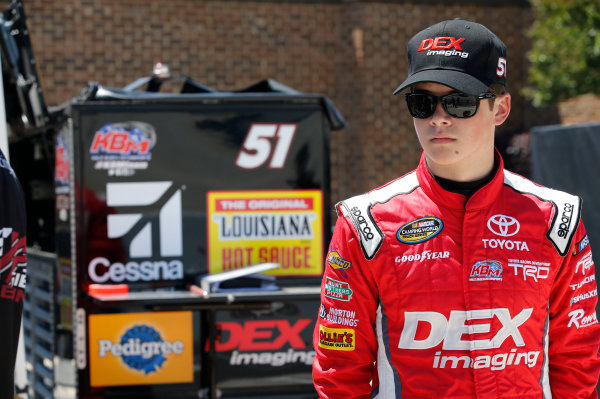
{"left": 48, "top": 79, "right": 344, "bottom": 398}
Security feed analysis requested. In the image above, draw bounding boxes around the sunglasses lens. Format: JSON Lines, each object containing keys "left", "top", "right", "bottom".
{"left": 442, "top": 94, "right": 479, "bottom": 118}
{"left": 406, "top": 94, "right": 436, "bottom": 119}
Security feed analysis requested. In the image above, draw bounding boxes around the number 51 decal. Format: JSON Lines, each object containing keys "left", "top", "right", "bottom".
{"left": 235, "top": 123, "right": 297, "bottom": 169}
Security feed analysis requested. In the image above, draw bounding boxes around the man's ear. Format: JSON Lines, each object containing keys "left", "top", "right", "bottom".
{"left": 494, "top": 93, "right": 511, "bottom": 126}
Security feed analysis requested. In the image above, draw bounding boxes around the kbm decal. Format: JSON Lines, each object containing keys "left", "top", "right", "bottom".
{"left": 399, "top": 308, "right": 538, "bottom": 370}
{"left": 87, "top": 181, "right": 184, "bottom": 284}
{"left": 397, "top": 217, "right": 443, "bottom": 244}
{"left": 324, "top": 277, "right": 353, "bottom": 301}
{"left": 327, "top": 250, "right": 352, "bottom": 278}
{"left": 470, "top": 260, "right": 503, "bottom": 282}
{"left": 318, "top": 325, "right": 355, "bottom": 351}
{"left": 212, "top": 319, "right": 314, "bottom": 367}
{"left": 89, "top": 311, "right": 193, "bottom": 387}
{"left": 89, "top": 121, "right": 156, "bottom": 176}
{"left": 0, "top": 227, "right": 27, "bottom": 303}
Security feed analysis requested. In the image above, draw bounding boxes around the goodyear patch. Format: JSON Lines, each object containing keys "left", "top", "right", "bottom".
{"left": 324, "top": 277, "right": 353, "bottom": 301}
{"left": 318, "top": 325, "right": 355, "bottom": 351}
{"left": 327, "top": 250, "right": 352, "bottom": 278}
{"left": 397, "top": 216, "right": 443, "bottom": 244}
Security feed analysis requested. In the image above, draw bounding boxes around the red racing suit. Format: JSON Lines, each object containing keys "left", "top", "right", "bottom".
{"left": 313, "top": 152, "right": 600, "bottom": 398}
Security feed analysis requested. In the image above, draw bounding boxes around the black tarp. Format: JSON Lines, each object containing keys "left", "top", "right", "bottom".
{"left": 531, "top": 122, "right": 600, "bottom": 396}
{"left": 530, "top": 122, "right": 600, "bottom": 300}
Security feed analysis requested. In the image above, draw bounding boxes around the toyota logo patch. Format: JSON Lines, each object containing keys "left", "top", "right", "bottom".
{"left": 487, "top": 214, "right": 520, "bottom": 237}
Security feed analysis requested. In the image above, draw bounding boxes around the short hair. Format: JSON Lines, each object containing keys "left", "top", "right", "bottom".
{"left": 487, "top": 83, "right": 507, "bottom": 110}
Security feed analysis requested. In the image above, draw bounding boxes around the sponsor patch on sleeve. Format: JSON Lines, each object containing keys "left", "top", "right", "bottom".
{"left": 572, "top": 234, "right": 590, "bottom": 256}
{"left": 318, "top": 325, "right": 355, "bottom": 351}
{"left": 324, "top": 277, "right": 353, "bottom": 301}
{"left": 326, "top": 250, "right": 352, "bottom": 278}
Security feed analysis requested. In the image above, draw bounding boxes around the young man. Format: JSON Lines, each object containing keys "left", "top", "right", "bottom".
{"left": 313, "top": 19, "right": 600, "bottom": 398}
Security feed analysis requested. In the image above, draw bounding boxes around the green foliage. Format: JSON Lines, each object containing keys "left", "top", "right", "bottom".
{"left": 525, "top": 0, "right": 600, "bottom": 106}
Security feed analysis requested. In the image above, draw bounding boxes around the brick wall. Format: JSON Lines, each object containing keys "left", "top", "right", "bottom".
{"left": 21, "top": 0, "right": 539, "bottom": 204}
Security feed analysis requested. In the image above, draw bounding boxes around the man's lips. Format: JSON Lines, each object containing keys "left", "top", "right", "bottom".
{"left": 430, "top": 137, "right": 455, "bottom": 144}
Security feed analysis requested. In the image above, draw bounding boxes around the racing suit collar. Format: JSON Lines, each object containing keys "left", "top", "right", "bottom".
{"left": 417, "top": 149, "right": 505, "bottom": 211}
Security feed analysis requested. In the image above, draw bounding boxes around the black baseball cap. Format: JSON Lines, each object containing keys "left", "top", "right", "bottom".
{"left": 393, "top": 19, "right": 507, "bottom": 96}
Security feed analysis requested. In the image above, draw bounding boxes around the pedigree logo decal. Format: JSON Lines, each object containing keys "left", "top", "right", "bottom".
{"left": 89, "top": 312, "right": 193, "bottom": 387}
{"left": 98, "top": 325, "right": 182, "bottom": 374}
{"left": 397, "top": 217, "right": 443, "bottom": 244}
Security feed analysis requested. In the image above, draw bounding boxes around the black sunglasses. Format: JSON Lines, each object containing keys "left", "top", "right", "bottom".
{"left": 405, "top": 92, "right": 496, "bottom": 119}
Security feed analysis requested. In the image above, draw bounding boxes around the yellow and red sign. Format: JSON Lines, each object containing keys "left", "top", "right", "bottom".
{"left": 207, "top": 190, "right": 323, "bottom": 276}
{"left": 88, "top": 311, "right": 193, "bottom": 387}
{"left": 318, "top": 325, "right": 355, "bottom": 351}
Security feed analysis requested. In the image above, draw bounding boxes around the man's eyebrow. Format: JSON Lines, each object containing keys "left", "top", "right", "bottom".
{"left": 411, "top": 89, "right": 459, "bottom": 95}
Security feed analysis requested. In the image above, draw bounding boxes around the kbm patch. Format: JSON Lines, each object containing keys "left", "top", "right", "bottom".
{"left": 573, "top": 235, "right": 590, "bottom": 256}
{"left": 470, "top": 260, "right": 503, "bottom": 281}
{"left": 318, "top": 325, "right": 355, "bottom": 351}
{"left": 327, "top": 250, "right": 352, "bottom": 278}
{"left": 397, "top": 216, "right": 443, "bottom": 244}
{"left": 324, "top": 277, "right": 353, "bottom": 301}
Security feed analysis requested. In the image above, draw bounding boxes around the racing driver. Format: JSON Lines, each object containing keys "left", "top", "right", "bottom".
{"left": 313, "top": 19, "right": 600, "bottom": 398}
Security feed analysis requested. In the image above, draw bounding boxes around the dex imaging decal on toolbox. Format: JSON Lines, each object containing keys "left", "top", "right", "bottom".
{"left": 87, "top": 181, "right": 184, "bottom": 284}
{"left": 212, "top": 319, "right": 315, "bottom": 367}
{"left": 88, "top": 311, "right": 194, "bottom": 387}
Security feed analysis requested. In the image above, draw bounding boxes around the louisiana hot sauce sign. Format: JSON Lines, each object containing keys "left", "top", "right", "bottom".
{"left": 207, "top": 190, "right": 323, "bottom": 276}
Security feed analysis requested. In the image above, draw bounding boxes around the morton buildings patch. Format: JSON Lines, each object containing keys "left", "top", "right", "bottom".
{"left": 397, "top": 217, "right": 443, "bottom": 244}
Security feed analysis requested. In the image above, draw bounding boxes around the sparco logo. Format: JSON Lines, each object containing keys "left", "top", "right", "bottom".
{"left": 557, "top": 203, "right": 574, "bottom": 238}
{"left": 487, "top": 215, "right": 520, "bottom": 237}
{"left": 350, "top": 206, "right": 374, "bottom": 240}
{"left": 88, "top": 181, "right": 184, "bottom": 283}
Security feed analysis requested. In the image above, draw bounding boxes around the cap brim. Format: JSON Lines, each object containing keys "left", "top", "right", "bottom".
{"left": 393, "top": 69, "right": 489, "bottom": 96}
